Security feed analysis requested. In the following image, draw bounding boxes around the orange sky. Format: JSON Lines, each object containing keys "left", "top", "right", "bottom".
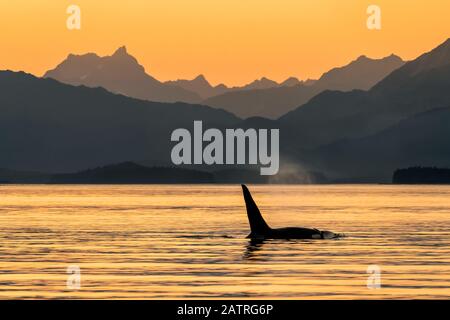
{"left": 0, "top": 0, "right": 449, "bottom": 86}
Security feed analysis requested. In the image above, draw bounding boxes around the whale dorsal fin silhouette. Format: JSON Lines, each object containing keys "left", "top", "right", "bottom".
{"left": 241, "top": 185, "right": 271, "bottom": 236}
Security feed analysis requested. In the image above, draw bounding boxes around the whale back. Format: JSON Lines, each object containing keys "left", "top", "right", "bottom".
{"left": 241, "top": 185, "right": 271, "bottom": 236}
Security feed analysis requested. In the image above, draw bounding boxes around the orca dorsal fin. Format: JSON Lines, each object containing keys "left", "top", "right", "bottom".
{"left": 241, "top": 185, "right": 271, "bottom": 236}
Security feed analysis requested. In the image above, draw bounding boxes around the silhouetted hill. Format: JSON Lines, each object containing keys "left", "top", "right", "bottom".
{"left": 50, "top": 162, "right": 214, "bottom": 184}
{"left": 393, "top": 167, "right": 450, "bottom": 184}
{"left": 0, "top": 70, "right": 239, "bottom": 173}
{"left": 203, "top": 54, "right": 405, "bottom": 119}
{"left": 44, "top": 46, "right": 201, "bottom": 103}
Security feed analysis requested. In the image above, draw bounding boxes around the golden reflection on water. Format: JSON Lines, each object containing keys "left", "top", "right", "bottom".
{"left": 0, "top": 184, "right": 449, "bottom": 299}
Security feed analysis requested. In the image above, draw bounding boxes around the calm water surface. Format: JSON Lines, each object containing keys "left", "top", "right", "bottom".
{"left": 0, "top": 184, "right": 449, "bottom": 299}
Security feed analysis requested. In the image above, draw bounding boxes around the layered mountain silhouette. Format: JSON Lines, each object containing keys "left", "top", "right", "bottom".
{"left": 2, "top": 38, "right": 449, "bottom": 183}
{"left": 0, "top": 70, "right": 238, "bottom": 173}
{"left": 204, "top": 54, "right": 405, "bottom": 118}
{"left": 279, "top": 39, "right": 450, "bottom": 147}
{"left": 166, "top": 75, "right": 304, "bottom": 100}
{"left": 44, "top": 46, "right": 202, "bottom": 103}
{"left": 277, "top": 38, "right": 450, "bottom": 181}
{"left": 45, "top": 46, "right": 404, "bottom": 119}
{"left": 45, "top": 47, "right": 305, "bottom": 103}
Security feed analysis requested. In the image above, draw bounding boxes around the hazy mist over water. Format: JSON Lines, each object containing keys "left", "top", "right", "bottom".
{"left": 0, "top": 184, "right": 449, "bottom": 299}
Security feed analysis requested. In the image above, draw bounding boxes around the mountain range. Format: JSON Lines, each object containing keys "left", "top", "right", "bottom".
{"left": 203, "top": 54, "right": 405, "bottom": 118}
{"left": 1, "top": 38, "right": 449, "bottom": 182}
{"left": 44, "top": 46, "right": 201, "bottom": 103}
{"left": 0, "top": 70, "right": 238, "bottom": 173}
{"left": 44, "top": 47, "right": 305, "bottom": 105}
{"left": 44, "top": 46, "right": 404, "bottom": 119}
{"left": 276, "top": 38, "right": 450, "bottom": 180}
{"left": 164, "top": 75, "right": 307, "bottom": 101}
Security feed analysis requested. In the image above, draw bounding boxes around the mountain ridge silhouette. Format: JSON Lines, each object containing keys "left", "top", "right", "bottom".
{"left": 45, "top": 46, "right": 404, "bottom": 118}
{"left": 0, "top": 70, "right": 239, "bottom": 173}
{"left": 203, "top": 54, "right": 405, "bottom": 118}
{"left": 44, "top": 46, "right": 202, "bottom": 103}
{"left": 2, "top": 38, "right": 450, "bottom": 182}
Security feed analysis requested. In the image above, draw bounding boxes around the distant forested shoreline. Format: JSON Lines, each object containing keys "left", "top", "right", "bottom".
{"left": 393, "top": 167, "right": 450, "bottom": 184}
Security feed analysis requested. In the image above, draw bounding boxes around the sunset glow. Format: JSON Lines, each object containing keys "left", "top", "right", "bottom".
{"left": 0, "top": 0, "right": 449, "bottom": 86}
